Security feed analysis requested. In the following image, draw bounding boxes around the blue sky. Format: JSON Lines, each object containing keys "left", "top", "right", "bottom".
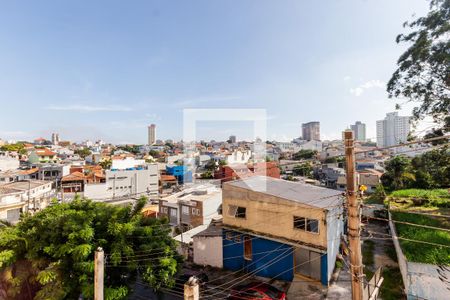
{"left": 0, "top": 0, "right": 432, "bottom": 144}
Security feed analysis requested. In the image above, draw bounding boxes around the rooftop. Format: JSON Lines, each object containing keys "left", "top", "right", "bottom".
{"left": 3, "top": 180, "right": 51, "bottom": 191}
{"left": 224, "top": 176, "right": 343, "bottom": 209}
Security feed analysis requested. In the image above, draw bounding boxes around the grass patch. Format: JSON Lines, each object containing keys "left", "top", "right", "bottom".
{"left": 362, "top": 240, "right": 375, "bottom": 267}
{"left": 389, "top": 189, "right": 450, "bottom": 208}
{"left": 380, "top": 267, "right": 405, "bottom": 300}
{"left": 392, "top": 212, "right": 450, "bottom": 265}
{"left": 390, "top": 189, "right": 450, "bottom": 199}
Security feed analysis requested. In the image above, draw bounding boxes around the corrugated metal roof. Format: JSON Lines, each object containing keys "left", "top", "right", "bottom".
{"left": 225, "top": 176, "right": 343, "bottom": 209}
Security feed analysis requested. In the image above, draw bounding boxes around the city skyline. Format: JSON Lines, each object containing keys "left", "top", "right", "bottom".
{"left": 0, "top": 0, "right": 434, "bottom": 143}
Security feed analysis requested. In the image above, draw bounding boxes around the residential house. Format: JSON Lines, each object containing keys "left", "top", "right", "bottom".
{"left": 193, "top": 219, "right": 223, "bottom": 268}
{"left": 28, "top": 148, "right": 58, "bottom": 164}
{"left": 158, "top": 183, "right": 222, "bottom": 231}
{"left": 222, "top": 176, "right": 344, "bottom": 285}
{"left": 0, "top": 153, "right": 20, "bottom": 172}
{"left": 214, "top": 162, "right": 280, "bottom": 184}
{"left": 337, "top": 170, "right": 383, "bottom": 193}
{"left": 84, "top": 163, "right": 159, "bottom": 202}
{"left": 166, "top": 165, "right": 193, "bottom": 184}
{"left": 0, "top": 180, "right": 54, "bottom": 223}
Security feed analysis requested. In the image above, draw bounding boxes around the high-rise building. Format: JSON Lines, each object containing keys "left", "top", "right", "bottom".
{"left": 301, "top": 121, "right": 320, "bottom": 141}
{"left": 148, "top": 124, "right": 156, "bottom": 145}
{"left": 376, "top": 112, "right": 410, "bottom": 147}
{"left": 51, "top": 133, "right": 60, "bottom": 145}
{"left": 229, "top": 135, "right": 237, "bottom": 143}
{"left": 350, "top": 121, "right": 366, "bottom": 142}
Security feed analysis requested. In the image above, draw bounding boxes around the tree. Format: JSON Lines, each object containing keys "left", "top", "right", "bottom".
{"left": 99, "top": 159, "right": 112, "bottom": 170}
{"left": 148, "top": 150, "right": 160, "bottom": 158}
{"left": 0, "top": 197, "right": 180, "bottom": 300}
{"left": 387, "top": 0, "right": 450, "bottom": 130}
{"left": 381, "top": 156, "right": 415, "bottom": 190}
{"left": 75, "top": 148, "right": 92, "bottom": 159}
{"left": 411, "top": 146, "right": 450, "bottom": 187}
{"left": 292, "top": 163, "right": 313, "bottom": 178}
{"left": 292, "top": 150, "right": 317, "bottom": 160}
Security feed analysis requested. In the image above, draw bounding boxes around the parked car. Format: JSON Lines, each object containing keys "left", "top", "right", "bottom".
{"left": 227, "top": 282, "right": 286, "bottom": 300}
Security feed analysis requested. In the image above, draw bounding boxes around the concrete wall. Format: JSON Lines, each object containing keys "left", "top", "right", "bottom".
{"left": 0, "top": 157, "right": 19, "bottom": 172}
{"left": 85, "top": 165, "right": 158, "bottom": 200}
{"left": 223, "top": 184, "right": 327, "bottom": 248}
{"left": 111, "top": 158, "right": 145, "bottom": 170}
{"left": 193, "top": 236, "right": 223, "bottom": 268}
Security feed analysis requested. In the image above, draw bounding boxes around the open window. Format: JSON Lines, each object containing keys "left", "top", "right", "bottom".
{"left": 228, "top": 205, "right": 246, "bottom": 219}
{"left": 244, "top": 236, "right": 252, "bottom": 260}
{"left": 293, "top": 216, "right": 306, "bottom": 229}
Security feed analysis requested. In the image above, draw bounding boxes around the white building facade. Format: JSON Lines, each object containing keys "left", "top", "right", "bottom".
{"left": 376, "top": 112, "right": 410, "bottom": 147}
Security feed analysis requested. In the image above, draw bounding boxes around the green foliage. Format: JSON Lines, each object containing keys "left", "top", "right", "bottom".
{"left": 387, "top": 0, "right": 450, "bottom": 129}
{"left": 380, "top": 267, "right": 405, "bottom": 300}
{"left": 218, "top": 159, "right": 227, "bottom": 166}
{"left": 148, "top": 150, "right": 160, "bottom": 158}
{"left": 292, "top": 149, "right": 317, "bottom": 160}
{"left": 365, "top": 184, "right": 387, "bottom": 204}
{"left": 381, "top": 148, "right": 450, "bottom": 191}
{"left": 74, "top": 148, "right": 92, "bottom": 159}
{"left": 99, "top": 159, "right": 112, "bottom": 170}
{"left": 200, "top": 171, "right": 213, "bottom": 179}
{"left": 292, "top": 163, "right": 313, "bottom": 178}
{"left": 116, "top": 145, "right": 142, "bottom": 155}
{"left": 392, "top": 211, "right": 450, "bottom": 265}
{"left": 0, "top": 143, "right": 27, "bottom": 155}
{"left": 205, "top": 159, "right": 218, "bottom": 171}
{"left": 390, "top": 188, "right": 450, "bottom": 199}
{"left": 0, "top": 198, "right": 180, "bottom": 299}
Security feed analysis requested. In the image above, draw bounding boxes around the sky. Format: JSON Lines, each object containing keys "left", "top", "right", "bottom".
{"left": 0, "top": 0, "right": 434, "bottom": 144}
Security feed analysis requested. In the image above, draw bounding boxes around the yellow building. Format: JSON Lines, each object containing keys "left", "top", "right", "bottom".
{"left": 222, "top": 176, "right": 344, "bottom": 285}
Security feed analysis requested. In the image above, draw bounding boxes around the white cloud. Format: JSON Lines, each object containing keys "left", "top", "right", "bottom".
{"left": 46, "top": 104, "right": 133, "bottom": 112}
{"left": 350, "top": 79, "right": 385, "bottom": 96}
{"left": 343, "top": 75, "right": 351, "bottom": 81}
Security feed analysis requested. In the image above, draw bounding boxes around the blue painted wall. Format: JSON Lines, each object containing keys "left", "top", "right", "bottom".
{"left": 166, "top": 165, "right": 193, "bottom": 184}
{"left": 222, "top": 229, "right": 294, "bottom": 281}
{"left": 321, "top": 254, "right": 328, "bottom": 285}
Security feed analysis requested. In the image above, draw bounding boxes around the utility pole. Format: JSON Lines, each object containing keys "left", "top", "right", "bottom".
{"left": 184, "top": 276, "right": 199, "bottom": 300}
{"left": 94, "top": 247, "right": 104, "bottom": 300}
{"left": 344, "top": 130, "right": 363, "bottom": 300}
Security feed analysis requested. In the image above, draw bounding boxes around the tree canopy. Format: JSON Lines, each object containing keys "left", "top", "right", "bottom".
{"left": 292, "top": 149, "right": 317, "bottom": 160}
{"left": 387, "top": 0, "right": 450, "bottom": 129}
{"left": 0, "top": 197, "right": 180, "bottom": 300}
{"left": 381, "top": 147, "right": 450, "bottom": 190}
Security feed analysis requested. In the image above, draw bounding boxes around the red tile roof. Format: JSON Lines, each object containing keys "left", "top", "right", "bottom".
{"left": 35, "top": 148, "right": 56, "bottom": 156}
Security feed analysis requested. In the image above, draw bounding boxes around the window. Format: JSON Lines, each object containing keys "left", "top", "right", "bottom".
{"left": 293, "top": 216, "right": 319, "bottom": 233}
{"left": 234, "top": 235, "right": 241, "bottom": 243}
{"left": 306, "top": 219, "right": 319, "bottom": 233}
{"left": 161, "top": 207, "right": 168, "bottom": 214}
{"left": 226, "top": 232, "right": 233, "bottom": 240}
{"left": 293, "top": 216, "right": 306, "bottom": 229}
{"left": 192, "top": 208, "right": 200, "bottom": 216}
{"left": 244, "top": 236, "right": 252, "bottom": 260}
{"left": 182, "top": 206, "right": 190, "bottom": 215}
{"left": 228, "top": 205, "right": 246, "bottom": 219}
{"left": 170, "top": 209, "right": 177, "bottom": 217}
